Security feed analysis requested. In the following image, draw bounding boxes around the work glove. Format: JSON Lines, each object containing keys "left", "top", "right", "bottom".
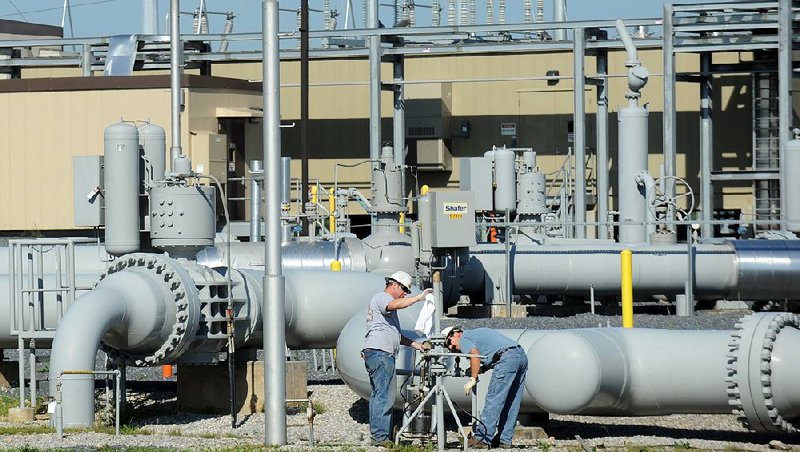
{"left": 463, "top": 377, "right": 478, "bottom": 395}
{"left": 421, "top": 341, "right": 433, "bottom": 351}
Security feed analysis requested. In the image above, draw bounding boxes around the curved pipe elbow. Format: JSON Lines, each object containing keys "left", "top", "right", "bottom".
{"left": 616, "top": 19, "right": 639, "bottom": 65}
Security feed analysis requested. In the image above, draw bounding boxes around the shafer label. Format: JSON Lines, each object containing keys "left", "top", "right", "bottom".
{"left": 443, "top": 202, "right": 469, "bottom": 219}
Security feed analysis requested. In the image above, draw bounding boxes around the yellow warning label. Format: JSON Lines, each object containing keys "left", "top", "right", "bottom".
{"left": 449, "top": 214, "right": 463, "bottom": 219}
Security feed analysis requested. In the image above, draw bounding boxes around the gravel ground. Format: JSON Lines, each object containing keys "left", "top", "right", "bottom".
{"left": 3, "top": 309, "right": 799, "bottom": 450}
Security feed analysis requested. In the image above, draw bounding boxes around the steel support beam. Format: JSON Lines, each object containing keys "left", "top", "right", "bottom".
{"left": 778, "top": 0, "right": 792, "bottom": 231}
{"left": 663, "top": 4, "right": 677, "bottom": 231}
{"left": 596, "top": 49, "right": 609, "bottom": 239}
{"left": 700, "top": 53, "right": 714, "bottom": 238}
{"left": 573, "top": 28, "right": 586, "bottom": 239}
{"left": 262, "top": 0, "right": 287, "bottom": 445}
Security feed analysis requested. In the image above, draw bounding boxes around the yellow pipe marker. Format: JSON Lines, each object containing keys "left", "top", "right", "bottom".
{"left": 328, "top": 187, "right": 336, "bottom": 234}
{"left": 621, "top": 249, "right": 634, "bottom": 328}
{"left": 399, "top": 212, "right": 405, "bottom": 234}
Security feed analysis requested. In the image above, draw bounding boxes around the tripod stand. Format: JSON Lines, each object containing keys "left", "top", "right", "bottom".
{"left": 395, "top": 344, "right": 485, "bottom": 451}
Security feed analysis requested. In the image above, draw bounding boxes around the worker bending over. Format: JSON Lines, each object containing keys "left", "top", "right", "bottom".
{"left": 443, "top": 326, "right": 528, "bottom": 449}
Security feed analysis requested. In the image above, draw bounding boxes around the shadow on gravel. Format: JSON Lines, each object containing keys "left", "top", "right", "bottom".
{"left": 545, "top": 419, "right": 799, "bottom": 446}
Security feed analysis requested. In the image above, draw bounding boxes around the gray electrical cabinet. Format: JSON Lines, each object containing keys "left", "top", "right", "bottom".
{"left": 73, "top": 155, "right": 105, "bottom": 227}
{"left": 459, "top": 157, "right": 493, "bottom": 211}
{"left": 426, "top": 191, "right": 476, "bottom": 248}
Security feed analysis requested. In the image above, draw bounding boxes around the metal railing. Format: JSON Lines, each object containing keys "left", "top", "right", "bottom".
{"left": 8, "top": 237, "right": 96, "bottom": 410}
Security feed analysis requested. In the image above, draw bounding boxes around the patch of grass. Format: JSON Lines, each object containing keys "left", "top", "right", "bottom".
{"left": 673, "top": 441, "right": 692, "bottom": 449}
{"left": 165, "top": 428, "right": 183, "bottom": 437}
{"left": 0, "top": 395, "right": 19, "bottom": 417}
{"left": 0, "top": 425, "right": 55, "bottom": 435}
{"left": 312, "top": 400, "right": 327, "bottom": 415}
{"left": 537, "top": 439, "right": 553, "bottom": 452}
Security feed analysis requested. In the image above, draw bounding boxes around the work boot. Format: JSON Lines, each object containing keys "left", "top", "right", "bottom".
{"left": 468, "top": 437, "right": 490, "bottom": 449}
{"left": 497, "top": 443, "right": 514, "bottom": 449}
{"left": 370, "top": 439, "right": 394, "bottom": 448}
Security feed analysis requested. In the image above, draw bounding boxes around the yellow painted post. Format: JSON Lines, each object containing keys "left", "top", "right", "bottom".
{"left": 330, "top": 260, "right": 342, "bottom": 272}
{"left": 420, "top": 184, "right": 429, "bottom": 196}
{"left": 399, "top": 212, "right": 405, "bottom": 234}
{"left": 310, "top": 185, "right": 318, "bottom": 204}
{"left": 621, "top": 249, "right": 634, "bottom": 328}
{"left": 328, "top": 187, "right": 336, "bottom": 233}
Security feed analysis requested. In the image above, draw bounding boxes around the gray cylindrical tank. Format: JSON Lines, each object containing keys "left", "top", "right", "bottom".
{"left": 150, "top": 184, "right": 216, "bottom": 256}
{"left": 138, "top": 123, "right": 166, "bottom": 188}
{"left": 785, "top": 130, "right": 800, "bottom": 233}
{"left": 617, "top": 103, "right": 649, "bottom": 243}
{"left": 493, "top": 148, "right": 517, "bottom": 211}
{"left": 104, "top": 122, "right": 141, "bottom": 256}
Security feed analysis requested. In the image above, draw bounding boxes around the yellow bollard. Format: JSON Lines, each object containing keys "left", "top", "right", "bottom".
{"left": 330, "top": 260, "right": 342, "bottom": 272}
{"left": 420, "top": 184, "right": 429, "bottom": 196}
{"left": 310, "top": 185, "right": 318, "bottom": 204}
{"left": 621, "top": 249, "right": 633, "bottom": 328}
{"left": 399, "top": 212, "right": 405, "bottom": 234}
{"left": 328, "top": 187, "right": 336, "bottom": 234}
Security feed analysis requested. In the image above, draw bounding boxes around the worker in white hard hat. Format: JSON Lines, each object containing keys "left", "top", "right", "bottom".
{"left": 362, "top": 270, "right": 432, "bottom": 447}
{"left": 443, "top": 325, "right": 528, "bottom": 449}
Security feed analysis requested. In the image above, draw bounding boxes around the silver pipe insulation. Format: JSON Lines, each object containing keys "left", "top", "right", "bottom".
{"left": 143, "top": 0, "right": 159, "bottom": 34}
{"left": 250, "top": 160, "right": 264, "bottom": 242}
{"left": 263, "top": 0, "right": 287, "bottom": 443}
{"left": 46, "top": 251, "right": 385, "bottom": 427}
{"left": 169, "top": 0, "right": 182, "bottom": 167}
{"left": 336, "top": 304, "right": 800, "bottom": 433}
{"left": 573, "top": 28, "right": 586, "bottom": 239}
{"left": 466, "top": 240, "right": 800, "bottom": 301}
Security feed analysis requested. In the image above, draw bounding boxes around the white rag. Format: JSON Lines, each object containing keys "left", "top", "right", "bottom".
{"left": 414, "top": 293, "right": 437, "bottom": 336}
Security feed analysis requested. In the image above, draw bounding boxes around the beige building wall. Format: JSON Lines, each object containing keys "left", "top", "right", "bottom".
{"left": 0, "top": 48, "right": 790, "bottom": 231}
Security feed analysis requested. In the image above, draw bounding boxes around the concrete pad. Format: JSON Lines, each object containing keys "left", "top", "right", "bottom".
{"left": 177, "top": 360, "right": 308, "bottom": 415}
{"left": 7, "top": 407, "right": 34, "bottom": 423}
{"left": 454, "top": 304, "right": 528, "bottom": 318}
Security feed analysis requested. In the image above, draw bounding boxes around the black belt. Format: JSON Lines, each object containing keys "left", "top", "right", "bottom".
{"left": 496, "top": 345, "right": 521, "bottom": 356}
{"left": 482, "top": 345, "right": 521, "bottom": 371}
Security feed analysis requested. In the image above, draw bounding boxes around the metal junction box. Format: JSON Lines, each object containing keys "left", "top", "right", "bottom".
{"left": 427, "top": 191, "right": 476, "bottom": 248}
{"left": 73, "top": 155, "right": 105, "bottom": 227}
{"left": 459, "top": 157, "right": 493, "bottom": 211}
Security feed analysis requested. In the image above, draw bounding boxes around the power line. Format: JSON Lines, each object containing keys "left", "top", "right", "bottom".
{"left": 0, "top": 0, "right": 117, "bottom": 20}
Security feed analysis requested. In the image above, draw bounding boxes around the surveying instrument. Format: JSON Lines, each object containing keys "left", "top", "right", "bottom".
{"left": 394, "top": 272, "right": 485, "bottom": 451}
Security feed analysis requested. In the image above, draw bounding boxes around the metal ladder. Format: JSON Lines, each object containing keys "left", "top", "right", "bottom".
{"left": 8, "top": 238, "right": 96, "bottom": 410}
{"left": 752, "top": 69, "right": 781, "bottom": 230}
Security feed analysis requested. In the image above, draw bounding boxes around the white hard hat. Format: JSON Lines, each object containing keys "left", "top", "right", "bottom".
{"left": 441, "top": 326, "right": 461, "bottom": 337}
{"left": 386, "top": 270, "right": 412, "bottom": 292}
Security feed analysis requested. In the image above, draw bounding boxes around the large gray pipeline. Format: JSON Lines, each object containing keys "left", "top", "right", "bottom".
{"left": 465, "top": 240, "right": 800, "bottom": 301}
{"left": 336, "top": 304, "right": 800, "bottom": 433}
{"left": 48, "top": 253, "right": 384, "bottom": 426}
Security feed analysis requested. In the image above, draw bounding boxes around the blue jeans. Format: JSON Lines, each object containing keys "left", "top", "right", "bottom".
{"left": 363, "top": 349, "right": 396, "bottom": 442}
{"left": 473, "top": 348, "right": 528, "bottom": 445}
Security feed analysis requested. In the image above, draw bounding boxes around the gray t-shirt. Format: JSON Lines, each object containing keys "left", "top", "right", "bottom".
{"left": 364, "top": 291, "right": 401, "bottom": 356}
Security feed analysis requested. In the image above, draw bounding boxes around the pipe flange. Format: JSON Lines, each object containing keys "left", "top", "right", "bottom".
{"left": 727, "top": 312, "right": 800, "bottom": 433}
{"left": 98, "top": 254, "right": 200, "bottom": 367}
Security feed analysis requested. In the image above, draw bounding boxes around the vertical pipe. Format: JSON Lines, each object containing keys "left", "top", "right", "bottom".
{"left": 29, "top": 343, "right": 36, "bottom": 408}
{"left": 621, "top": 250, "right": 633, "bottom": 328}
{"left": 300, "top": 0, "right": 310, "bottom": 232}
{"left": 143, "top": 0, "right": 158, "bottom": 34}
{"left": 432, "top": 271, "right": 444, "bottom": 450}
{"left": 553, "top": 0, "right": 566, "bottom": 40}
{"left": 81, "top": 44, "right": 92, "bottom": 77}
{"left": 169, "top": 0, "right": 182, "bottom": 166}
{"left": 700, "top": 53, "right": 713, "bottom": 238}
{"left": 778, "top": 0, "right": 791, "bottom": 231}
{"left": 679, "top": 224, "right": 695, "bottom": 317}
{"left": 329, "top": 187, "right": 336, "bottom": 234}
{"left": 662, "top": 4, "right": 676, "bottom": 231}
{"left": 250, "top": 160, "right": 263, "bottom": 243}
{"left": 573, "top": 28, "right": 586, "bottom": 239}
{"left": 596, "top": 50, "right": 609, "bottom": 239}
{"left": 263, "top": 0, "right": 286, "bottom": 445}
{"left": 393, "top": 56, "right": 406, "bottom": 201}
{"left": 368, "top": 0, "right": 381, "bottom": 168}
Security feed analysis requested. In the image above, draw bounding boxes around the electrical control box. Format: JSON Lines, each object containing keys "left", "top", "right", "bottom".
{"left": 73, "top": 155, "right": 104, "bottom": 227}
{"left": 459, "top": 157, "right": 493, "bottom": 211}
{"left": 425, "top": 191, "right": 476, "bottom": 248}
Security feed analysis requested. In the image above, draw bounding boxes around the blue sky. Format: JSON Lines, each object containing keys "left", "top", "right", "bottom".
{"left": 0, "top": 1, "right": 705, "bottom": 38}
